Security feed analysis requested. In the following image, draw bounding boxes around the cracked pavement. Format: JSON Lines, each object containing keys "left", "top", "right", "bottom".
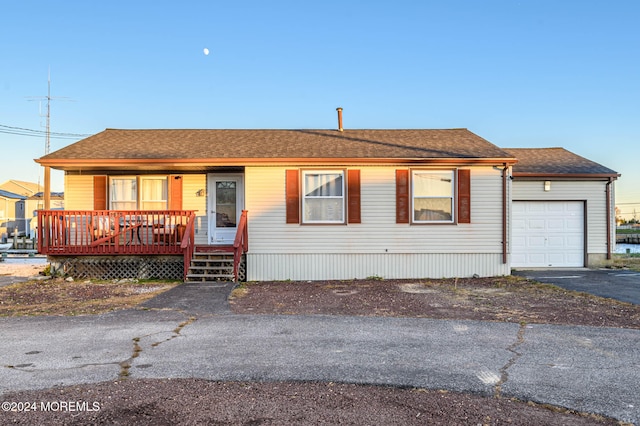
{"left": 1, "top": 310, "right": 639, "bottom": 425}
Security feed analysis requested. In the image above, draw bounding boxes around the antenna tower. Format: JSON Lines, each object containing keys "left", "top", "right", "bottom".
{"left": 27, "top": 68, "right": 71, "bottom": 155}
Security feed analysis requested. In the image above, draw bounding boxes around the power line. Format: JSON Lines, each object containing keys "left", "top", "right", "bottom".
{"left": 0, "top": 124, "right": 90, "bottom": 139}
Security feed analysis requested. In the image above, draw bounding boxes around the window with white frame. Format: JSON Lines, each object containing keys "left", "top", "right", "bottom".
{"left": 140, "top": 177, "right": 168, "bottom": 210}
{"left": 412, "top": 170, "right": 454, "bottom": 223}
{"left": 109, "top": 176, "right": 167, "bottom": 210}
{"left": 110, "top": 177, "right": 137, "bottom": 210}
{"left": 302, "top": 170, "right": 345, "bottom": 223}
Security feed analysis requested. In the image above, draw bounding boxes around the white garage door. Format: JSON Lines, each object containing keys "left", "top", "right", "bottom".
{"left": 512, "top": 201, "right": 584, "bottom": 267}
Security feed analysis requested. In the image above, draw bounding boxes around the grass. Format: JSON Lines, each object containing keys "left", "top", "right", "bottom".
{"left": 612, "top": 253, "right": 640, "bottom": 271}
{"left": 616, "top": 228, "right": 640, "bottom": 235}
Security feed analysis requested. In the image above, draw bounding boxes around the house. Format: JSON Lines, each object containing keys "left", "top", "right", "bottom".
{"left": 0, "top": 189, "right": 26, "bottom": 242}
{"left": 19, "top": 192, "right": 65, "bottom": 238}
{"left": 33, "top": 113, "right": 619, "bottom": 281}
{"left": 0, "top": 180, "right": 42, "bottom": 197}
{"left": 0, "top": 181, "right": 63, "bottom": 239}
{"left": 1, "top": 180, "right": 43, "bottom": 240}
{"left": 504, "top": 148, "right": 619, "bottom": 268}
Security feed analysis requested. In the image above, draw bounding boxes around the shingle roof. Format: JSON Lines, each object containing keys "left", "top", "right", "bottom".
{"left": 38, "top": 128, "right": 515, "bottom": 165}
{"left": 503, "top": 148, "right": 618, "bottom": 177}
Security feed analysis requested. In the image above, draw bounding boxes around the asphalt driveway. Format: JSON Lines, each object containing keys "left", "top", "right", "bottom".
{"left": 1, "top": 312, "right": 639, "bottom": 424}
{"left": 512, "top": 269, "right": 640, "bottom": 305}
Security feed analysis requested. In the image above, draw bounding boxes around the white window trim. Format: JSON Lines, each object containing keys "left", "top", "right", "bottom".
{"left": 302, "top": 169, "right": 346, "bottom": 224}
{"left": 109, "top": 176, "right": 137, "bottom": 210}
{"left": 140, "top": 176, "right": 168, "bottom": 210}
{"left": 109, "top": 175, "right": 168, "bottom": 210}
{"left": 411, "top": 169, "right": 455, "bottom": 224}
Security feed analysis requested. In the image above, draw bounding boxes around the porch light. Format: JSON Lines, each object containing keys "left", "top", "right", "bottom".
{"left": 544, "top": 181, "right": 551, "bottom": 192}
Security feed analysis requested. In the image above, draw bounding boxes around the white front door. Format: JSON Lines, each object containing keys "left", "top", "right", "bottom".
{"left": 208, "top": 174, "right": 244, "bottom": 245}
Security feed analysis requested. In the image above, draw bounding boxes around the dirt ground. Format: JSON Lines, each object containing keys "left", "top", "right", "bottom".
{"left": 1, "top": 260, "right": 635, "bottom": 425}
{"left": 230, "top": 276, "right": 640, "bottom": 329}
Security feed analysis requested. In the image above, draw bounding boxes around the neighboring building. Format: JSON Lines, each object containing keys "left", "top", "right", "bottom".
{"left": 0, "top": 181, "right": 63, "bottom": 239}
{"left": 0, "top": 189, "right": 26, "bottom": 242}
{"left": 0, "top": 180, "right": 42, "bottom": 197}
{"left": 19, "top": 192, "right": 65, "bottom": 238}
{"left": 33, "top": 117, "right": 619, "bottom": 281}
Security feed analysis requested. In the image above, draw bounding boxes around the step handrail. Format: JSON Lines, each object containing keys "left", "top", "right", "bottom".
{"left": 232, "top": 210, "right": 248, "bottom": 281}
{"left": 180, "top": 212, "right": 197, "bottom": 280}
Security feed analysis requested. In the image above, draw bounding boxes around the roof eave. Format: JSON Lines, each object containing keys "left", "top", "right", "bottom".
{"left": 512, "top": 172, "right": 620, "bottom": 180}
{"left": 36, "top": 157, "right": 519, "bottom": 171}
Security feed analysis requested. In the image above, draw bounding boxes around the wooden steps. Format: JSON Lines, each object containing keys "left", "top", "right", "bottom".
{"left": 186, "top": 249, "right": 236, "bottom": 282}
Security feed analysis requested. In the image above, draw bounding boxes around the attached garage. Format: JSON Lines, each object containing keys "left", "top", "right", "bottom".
{"left": 512, "top": 201, "right": 584, "bottom": 267}
{"left": 504, "top": 148, "right": 619, "bottom": 269}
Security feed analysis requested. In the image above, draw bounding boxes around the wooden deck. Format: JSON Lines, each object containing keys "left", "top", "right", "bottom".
{"left": 37, "top": 210, "right": 196, "bottom": 256}
{"left": 37, "top": 209, "right": 248, "bottom": 281}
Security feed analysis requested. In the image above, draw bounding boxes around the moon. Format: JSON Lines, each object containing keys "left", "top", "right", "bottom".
{"left": 203, "top": 48, "right": 209, "bottom": 56}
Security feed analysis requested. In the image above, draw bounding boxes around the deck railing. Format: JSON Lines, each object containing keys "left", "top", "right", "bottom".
{"left": 233, "top": 210, "right": 248, "bottom": 281}
{"left": 180, "top": 212, "right": 197, "bottom": 279}
{"left": 37, "top": 210, "right": 196, "bottom": 257}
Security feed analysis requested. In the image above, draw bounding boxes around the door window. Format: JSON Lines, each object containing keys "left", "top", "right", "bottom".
{"left": 216, "top": 181, "right": 237, "bottom": 228}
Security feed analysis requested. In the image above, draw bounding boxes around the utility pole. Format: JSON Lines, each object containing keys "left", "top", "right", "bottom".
{"left": 26, "top": 68, "right": 70, "bottom": 209}
{"left": 27, "top": 68, "right": 74, "bottom": 154}
{"left": 45, "top": 69, "right": 51, "bottom": 155}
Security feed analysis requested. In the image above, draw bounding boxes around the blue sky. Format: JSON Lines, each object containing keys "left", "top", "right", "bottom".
{"left": 1, "top": 1, "right": 638, "bottom": 219}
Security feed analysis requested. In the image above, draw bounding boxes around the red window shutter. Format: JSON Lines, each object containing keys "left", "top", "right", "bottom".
{"left": 93, "top": 176, "right": 107, "bottom": 210}
{"left": 168, "top": 175, "right": 183, "bottom": 210}
{"left": 285, "top": 170, "right": 300, "bottom": 224}
{"left": 396, "top": 170, "right": 410, "bottom": 224}
{"left": 347, "top": 169, "right": 361, "bottom": 224}
{"left": 457, "top": 169, "right": 471, "bottom": 223}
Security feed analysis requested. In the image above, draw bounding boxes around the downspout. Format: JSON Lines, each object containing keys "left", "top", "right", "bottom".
{"left": 502, "top": 164, "right": 508, "bottom": 264}
{"left": 606, "top": 177, "right": 612, "bottom": 260}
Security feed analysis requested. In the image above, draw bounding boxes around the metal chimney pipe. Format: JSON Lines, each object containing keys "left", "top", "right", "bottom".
{"left": 336, "top": 107, "right": 343, "bottom": 132}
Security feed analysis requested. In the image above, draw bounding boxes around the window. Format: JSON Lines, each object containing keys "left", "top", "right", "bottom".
{"left": 140, "top": 177, "right": 168, "bottom": 210}
{"left": 412, "top": 170, "right": 454, "bottom": 223}
{"left": 109, "top": 176, "right": 167, "bottom": 210}
{"left": 110, "top": 177, "right": 137, "bottom": 210}
{"left": 302, "top": 170, "right": 345, "bottom": 223}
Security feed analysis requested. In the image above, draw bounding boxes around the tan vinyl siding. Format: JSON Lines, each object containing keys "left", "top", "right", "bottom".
{"left": 244, "top": 166, "right": 506, "bottom": 279}
{"left": 246, "top": 166, "right": 504, "bottom": 254}
{"left": 182, "top": 174, "right": 208, "bottom": 245}
{"left": 64, "top": 175, "right": 95, "bottom": 210}
{"left": 511, "top": 180, "right": 610, "bottom": 254}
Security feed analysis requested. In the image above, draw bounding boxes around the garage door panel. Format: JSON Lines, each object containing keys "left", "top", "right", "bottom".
{"left": 527, "top": 220, "right": 545, "bottom": 231}
{"left": 527, "top": 253, "right": 546, "bottom": 264}
{"left": 566, "top": 203, "right": 582, "bottom": 212}
{"left": 566, "top": 219, "right": 582, "bottom": 230}
{"left": 513, "top": 219, "right": 526, "bottom": 230}
{"left": 512, "top": 236, "right": 526, "bottom": 248}
{"left": 547, "top": 219, "right": 564, "bottom": 230}
{"left": 512, "top": 201, "right": 584, "bottom": 268}
{"left": 547, "top": 203, "right": 564, "bottom": 212}
{"left": 546, "top": 236, "right": 565, "bottom": 248}
{"left": 548, "top": 253, "right": 567, "bottom": 264}
{"left": 528, "top": 236, "right": 546, "bottom": 247}
{"left": 526, "top": 203, "right": 546, "bottom": 212}
{"left": 566, "top": 253, "right": 584, "bottom": 263}
{"left": 566, "top": 236, "right": 583, "bottom": 248}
